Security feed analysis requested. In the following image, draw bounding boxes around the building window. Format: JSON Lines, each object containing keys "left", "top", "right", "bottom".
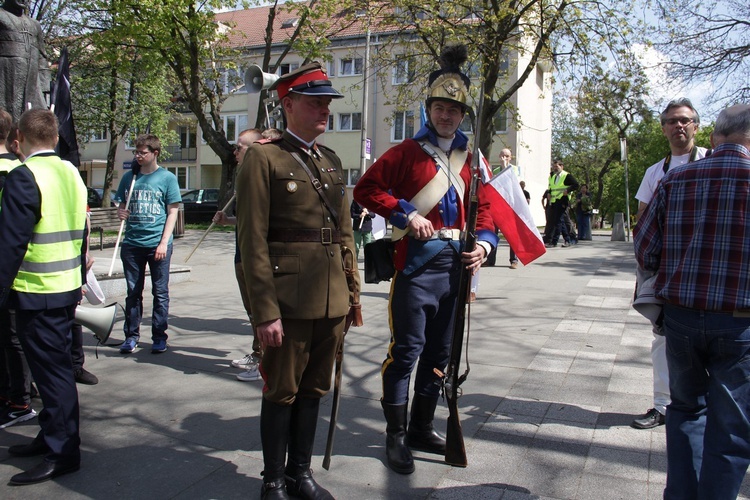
{"left": 345, "top": 168, "right": 362, "bottom": 187}
{"left": 281, "top": 18, "right": 299, "bottom": 29}
{"left": 123, "top": 132, "right": 135, "bottom": 150}
{"left": 338, "top": 112, "right": 361, "bottom": 131}
{"left": 494, "top": 109, "right": 508, "bottom": 133}
{"left": 278, "top": 63, "right": 299, "bottom": 76}
{"left": 393, "top": 58, "right": 414, "bottom": 85}
{"left": 326, "top": 60, "right": 336, "bottom": 77}
{"left": 180, "top": 126, "right": 196, "bottom": 149}
{"left": 91, "top": 128, "right": 107, "bottom": 142}
{"left": 221, "top": 66, "right": 246, "bottom": 94}
{"left": 326, "top": 115, "right": 334, "bottom": 131}
{"left": 459, "top": 115, "right": 473, "bottom": 134}
{"left": 167, "top": 166, "right": 190, "bottom": 189}
{"left": 223, "top": 114, "right": 249, "bottom": 143}
{"left": 392, "top": 110, "right": 414, "bottom": 142}
{"left": 176, "top": 126, "right": 198, "bottom": 161}
{"left": 340, "top": 58, "right": 363, "bottom": 76}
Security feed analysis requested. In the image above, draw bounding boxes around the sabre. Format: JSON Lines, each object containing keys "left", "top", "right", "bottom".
{"left": 322, "top": 246, "right": 363, "bottom": 470}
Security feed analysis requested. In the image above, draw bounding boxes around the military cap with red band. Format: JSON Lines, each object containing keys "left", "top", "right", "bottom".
{"left": 270, "top": 62, "right": 344, "bottom": 100}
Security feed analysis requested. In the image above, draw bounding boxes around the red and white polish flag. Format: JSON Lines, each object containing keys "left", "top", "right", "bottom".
{"left": 478, "top": 152, "right": 546, "bottom": 265}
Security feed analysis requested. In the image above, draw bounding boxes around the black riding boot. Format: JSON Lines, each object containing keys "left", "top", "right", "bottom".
{"left": 285, "top": 397, "right": 334, "bottom": 500}
{"left": 382, "top": 401, "right": 415, "bottom": 474}
{"left": 260, "top": 398, "right": 292, "bottom": 500}
{"left": 407, "top": 394, "right": 446, "bottom": 455}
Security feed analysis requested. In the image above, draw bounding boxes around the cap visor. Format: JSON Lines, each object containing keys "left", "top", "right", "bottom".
{"left": 291, "top": 86, "right": 344, "bottom": 98}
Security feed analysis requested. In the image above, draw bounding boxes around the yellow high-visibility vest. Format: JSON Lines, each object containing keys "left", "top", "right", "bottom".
{"left": 548, "top": 171, "right": 569, "bottom": 203}
{"left": 12, "top": 155, "right": 87, "bottom": 295}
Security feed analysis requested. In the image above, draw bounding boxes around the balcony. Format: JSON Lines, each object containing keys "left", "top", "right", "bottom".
{"left": 162, "top": 145, "right": 197, "bottom": 162}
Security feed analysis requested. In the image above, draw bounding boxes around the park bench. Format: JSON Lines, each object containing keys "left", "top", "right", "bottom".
{"left": 89, "top": 207, "right": 121, "bottom": 250}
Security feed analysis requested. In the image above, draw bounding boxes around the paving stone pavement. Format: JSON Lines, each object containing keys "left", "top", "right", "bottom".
{"left": 2, "top": 230, "right": 749, "bottom": 499}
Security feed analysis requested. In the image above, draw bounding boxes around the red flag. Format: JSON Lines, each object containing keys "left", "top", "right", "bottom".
{"left": 479, "top": 155, "right": 546, "bottom": 265}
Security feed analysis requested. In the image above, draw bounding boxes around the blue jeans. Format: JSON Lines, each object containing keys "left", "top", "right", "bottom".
{"left": 121, "top": 243, "right": 172, "bottom": 342}
{"left": 663, "top": 304, "right": 750, "bottom": 500}
{"left": 577, "top": 212, "right": 591, "bottom": 240}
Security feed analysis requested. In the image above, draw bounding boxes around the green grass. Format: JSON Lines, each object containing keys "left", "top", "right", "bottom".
{"left": 184, "top": 223, "right": 234, "bottom": 232}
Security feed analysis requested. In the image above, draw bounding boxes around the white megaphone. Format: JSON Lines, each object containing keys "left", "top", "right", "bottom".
{"left": 245, "top": 65, "right": 280, "bottom": 93}
{"left": 75, "top": 303, "right": 120, "bottom": 344}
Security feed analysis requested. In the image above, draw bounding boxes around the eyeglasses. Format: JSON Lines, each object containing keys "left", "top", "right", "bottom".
{"left": 134, "top": 149, "right": 152, "bottom": 157}
{"left": 664, "top": 118, "right": 695, "bottom": 126}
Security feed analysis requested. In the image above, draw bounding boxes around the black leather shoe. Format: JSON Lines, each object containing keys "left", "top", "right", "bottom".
{"left": 285, "top": 469, "right": 334, "bottom": 500}
{"left": 9, "top": 459, "right": 80, "bottom": 485}
{"left": 260, "top": 478, "right": 290, "bottom": 499}
{"left": 631, "top": 408, "right": 665, "bottom": 429}
{"left": 8, "top": 436, "right": 49, "bottom": 457}
{"left": 74, "top": 368, "right": 99, "bottom": 385}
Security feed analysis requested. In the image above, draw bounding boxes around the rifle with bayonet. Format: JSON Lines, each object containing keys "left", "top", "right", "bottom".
{"left": 442, "top": 89, "right": 485, "bottom": 468}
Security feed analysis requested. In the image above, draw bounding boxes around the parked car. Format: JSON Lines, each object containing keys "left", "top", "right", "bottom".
{"left": 181, "top": 188, "right": 220, "bottom": 223}
{"left": 87, "top": 187, "right": 117, "bottom": 208}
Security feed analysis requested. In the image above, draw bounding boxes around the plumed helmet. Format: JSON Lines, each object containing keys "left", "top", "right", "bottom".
{"left": 426, "top": 44, "right": 471, "bottom": 111}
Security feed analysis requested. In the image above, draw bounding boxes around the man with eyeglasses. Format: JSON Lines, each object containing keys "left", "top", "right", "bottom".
{"left": 631, "top": 98, "right": 708, "bottom": 430}
{"left": 635, "top": 104, "right": 750, "bottom": 498}
{"left": 115, "top": 134, "right": 181, "bottom": 354}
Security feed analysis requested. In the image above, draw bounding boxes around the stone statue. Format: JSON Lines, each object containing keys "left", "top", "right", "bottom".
{"left": 0, "top": 0, "right": 49, "bottom": 122}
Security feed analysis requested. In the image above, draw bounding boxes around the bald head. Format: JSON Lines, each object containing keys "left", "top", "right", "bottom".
{"left": 500, "top": 148, "right": 512, "bottom": 167}
{"left": 711, "top": 105, "right": 750, "bottom": 149}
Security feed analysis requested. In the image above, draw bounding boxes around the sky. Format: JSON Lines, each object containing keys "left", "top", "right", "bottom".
{"left": 631, "top": 43, "right": 718, "bottom": 120}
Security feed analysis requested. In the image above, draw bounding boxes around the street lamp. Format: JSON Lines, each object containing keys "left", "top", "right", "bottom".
{"left": 620, "top": 133, "right": 631, "bottom": 242}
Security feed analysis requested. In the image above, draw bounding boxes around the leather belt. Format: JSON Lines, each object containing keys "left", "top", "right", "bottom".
{"left": 428, "top": 228, "right": 463, "bottom": 240}
{"left": 267, "top": 228, "right": 341, "bottom": 245}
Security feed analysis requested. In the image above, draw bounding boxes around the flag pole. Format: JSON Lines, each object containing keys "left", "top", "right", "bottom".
{"left": 108, "top": 177, "right": 136, "bottom": 276}
{"left": 184, "top": 194, "right": 236, "bottom": 263}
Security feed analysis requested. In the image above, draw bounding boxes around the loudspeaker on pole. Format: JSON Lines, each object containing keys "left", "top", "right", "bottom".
{"left": 245, "top": 65, "right": 280, "bottom": 93}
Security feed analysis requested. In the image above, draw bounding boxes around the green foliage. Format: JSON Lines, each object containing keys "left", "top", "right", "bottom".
{"left": 351, "top": 0, "right": 641, "bottom": 154}
{"left": 553, "top": 54, "right": 654, "bottom": 222}
{"left": 649, "top": 0, "right": 750, "bottom": 106}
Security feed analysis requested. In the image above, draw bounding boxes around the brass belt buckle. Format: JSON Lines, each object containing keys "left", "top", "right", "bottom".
{"left": 321, "top": 228, "right": 332, "bottom": 244}
{"left": 438, "top": 228, "right": 452, "bottom": 240}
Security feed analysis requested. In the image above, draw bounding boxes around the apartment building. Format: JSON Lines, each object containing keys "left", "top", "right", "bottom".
{"left": 77, "top": 4, "right": 553, "bottom": 223}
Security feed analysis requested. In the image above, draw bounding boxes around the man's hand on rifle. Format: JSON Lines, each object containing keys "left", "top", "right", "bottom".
{"left": 461, "top": 245, "right": 486, "bottom": 274}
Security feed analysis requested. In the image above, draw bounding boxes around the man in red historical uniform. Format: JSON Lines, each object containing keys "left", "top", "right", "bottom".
{"left": 354, "top": 45, "right": 497, "bottom": 474}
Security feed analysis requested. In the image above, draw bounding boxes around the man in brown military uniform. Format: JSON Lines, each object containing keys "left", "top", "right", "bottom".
{"left": 235, "top": 63, "right": 360, "bottom": 500}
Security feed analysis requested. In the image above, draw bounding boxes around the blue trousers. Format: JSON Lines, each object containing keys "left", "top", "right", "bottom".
{"left": 121, "top": 243, "right": 172, "bottom": 341}
{"left": 382, "top": 246, "right": 460, "bottom": 404}
{"left": 16, "top": 305, "right": 80, "bottom": 463}
{"left": 663, "top": 304, "right": 750, "bottom": 500}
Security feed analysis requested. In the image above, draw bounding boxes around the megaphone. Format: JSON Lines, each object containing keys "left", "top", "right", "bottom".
{"left": 245, "top": 65, "right": 280, "bottom": 93}
{"left": 75, "top": 303, "right": 120, "bottom": 344}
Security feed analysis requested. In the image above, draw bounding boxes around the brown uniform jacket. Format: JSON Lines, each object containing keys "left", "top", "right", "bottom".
{"left": 235, "top": 131, "right": 359, "bottom": 325}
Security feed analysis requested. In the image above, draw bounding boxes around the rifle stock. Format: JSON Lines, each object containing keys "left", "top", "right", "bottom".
{"left": 444, "top": 86, "right": 485, "bottom": 468}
